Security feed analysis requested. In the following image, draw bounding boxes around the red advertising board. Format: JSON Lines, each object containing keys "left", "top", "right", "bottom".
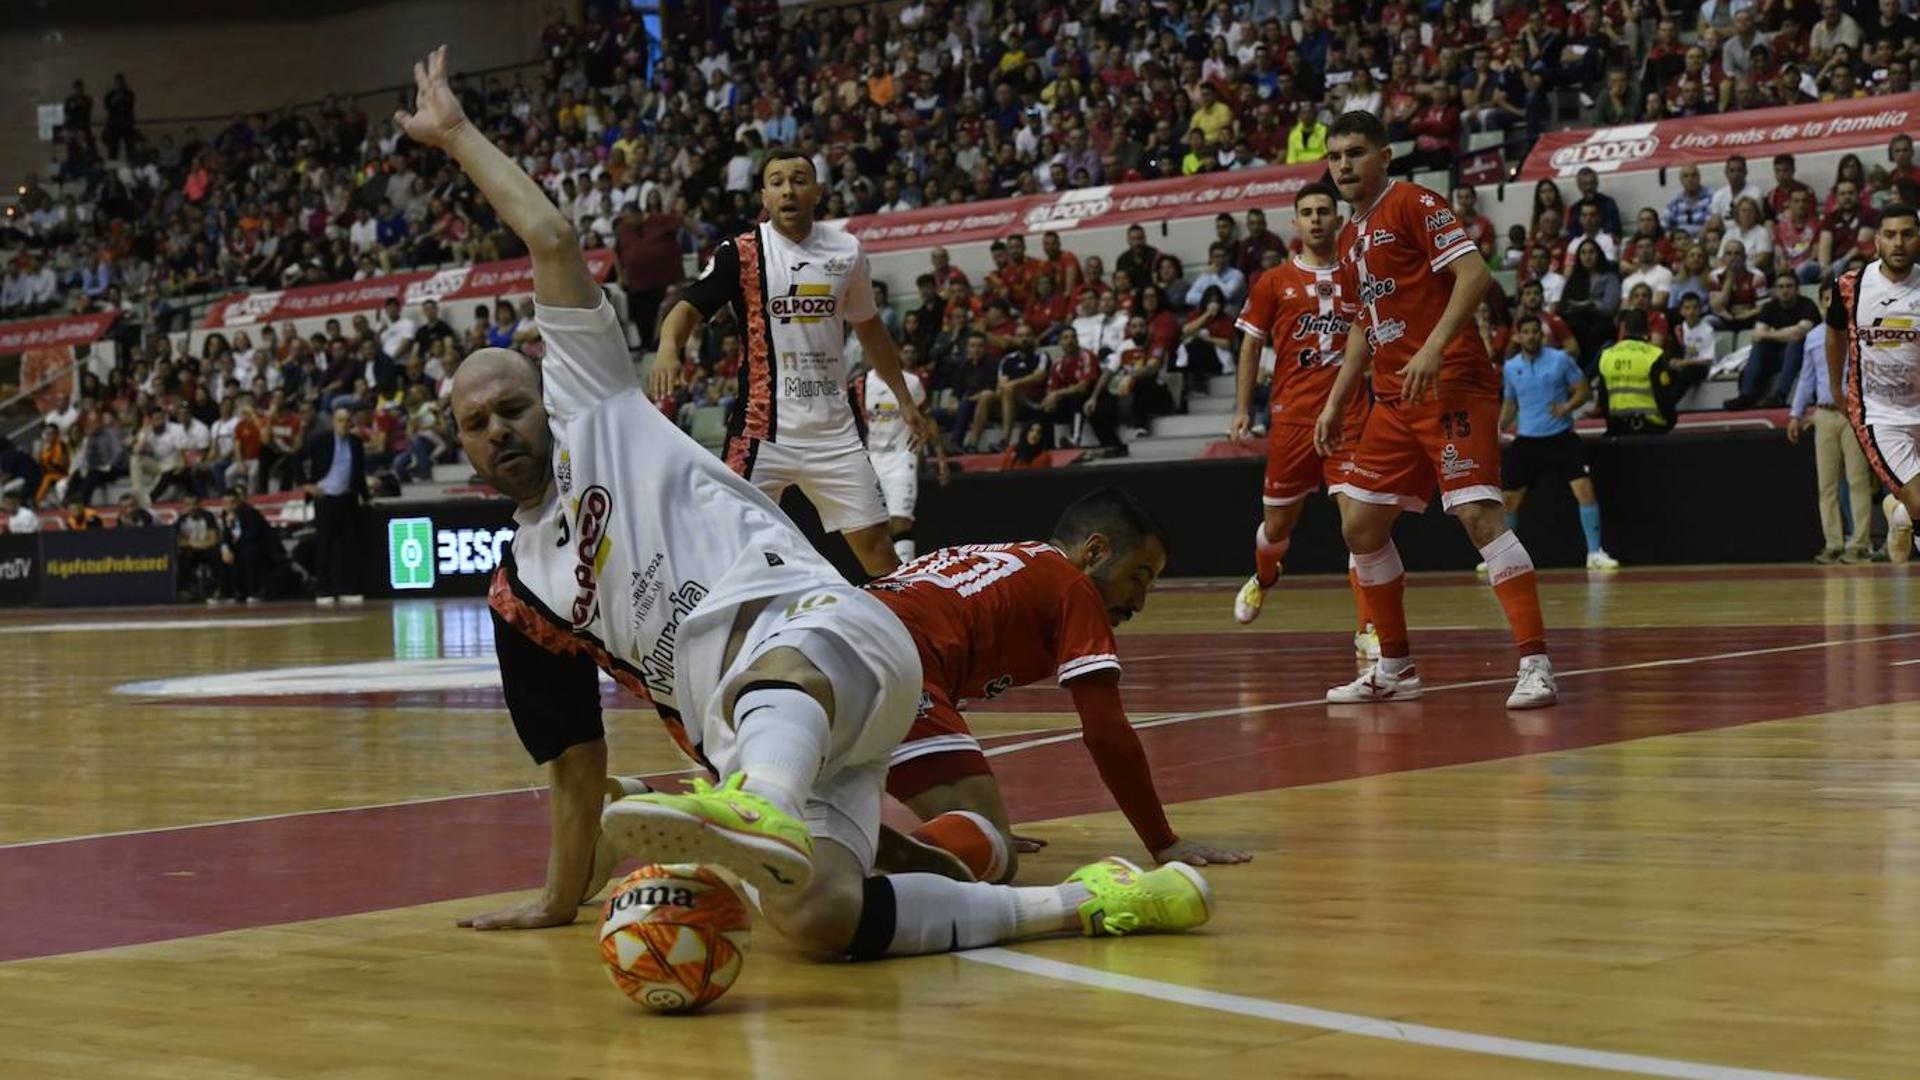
{"left": 840, "top": 161, "right": 1331, "bottom": 253}
{"left": 1518, "top": 92, "right": 1920, "bottom": 181}
{"left": 0, "top": 311, "right": 117, "bottom": 353}
{"left": 200, "top": 249, "right": 617, "bottom": 329}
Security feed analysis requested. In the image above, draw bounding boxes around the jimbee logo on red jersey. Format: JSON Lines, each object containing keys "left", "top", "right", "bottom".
{"left": 570, "top": 485, "right": 613, "bottom": 628}
{"left": 1359, "top": 277, "right": 1398, "bottom": 306}
{"left": 1289, "top": 311, "right": 1351, "bottom": 339}
{"left": 769, "top": 284, "right": 837, "bottom": 324}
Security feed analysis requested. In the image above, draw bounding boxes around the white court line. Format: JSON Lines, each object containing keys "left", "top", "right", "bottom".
{"left": 0, "top": 616, "right": 359, "bottom": 634}
{"left": 983, "top": 630, "right": 1920, "bottom": 760}
{"left": 1888, "top": 658, "right": 1920, "bottom": 667}
{"left": 961, "top": 949, "right": 1840, "bottom": 1080}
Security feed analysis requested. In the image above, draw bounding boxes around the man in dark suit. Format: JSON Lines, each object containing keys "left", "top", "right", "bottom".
{"left": 301, "top": 406, "right": 369, "bottom": 604}
{"left": 222, "top": 484, "right": 280, "bottom": 602}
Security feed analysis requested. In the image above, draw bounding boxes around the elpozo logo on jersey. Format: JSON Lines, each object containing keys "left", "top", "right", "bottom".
{"left": 769, "top": 284, "right": 837, "bottom": 324}
{"left": 1548, "top": 124, "right": 1660, "bottom": 177}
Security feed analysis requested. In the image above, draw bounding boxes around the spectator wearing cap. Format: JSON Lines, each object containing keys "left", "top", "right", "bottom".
{"left": 1787, "top": 278, "right": 1872, "bottom": 563}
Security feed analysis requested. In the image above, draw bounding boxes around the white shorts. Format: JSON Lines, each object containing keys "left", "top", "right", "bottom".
{"left": 698, "top": 584, "right": 921, "bottom": 872}
{"left": 869, "top": 449, "right": 919, "bottom": 521}
{"left": 741, "top": 437, "right": 890, "bottom": 534}
{"left": 1861, "top": 422, "right": 1920, "bottom": 489}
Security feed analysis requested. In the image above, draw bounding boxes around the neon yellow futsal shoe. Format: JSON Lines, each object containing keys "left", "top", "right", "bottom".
{"left": 1066, "top": 857, "right": 1214, "bottom": 937}
{"left": 600, "top": 773, "right": 814, "bottom": 895}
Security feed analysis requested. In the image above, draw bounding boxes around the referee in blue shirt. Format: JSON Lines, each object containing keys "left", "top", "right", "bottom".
{"left": 1497, "top": 315, "right": 1619, "bottom": 570}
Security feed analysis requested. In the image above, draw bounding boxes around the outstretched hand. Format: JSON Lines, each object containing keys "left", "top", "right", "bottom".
{"left": 393, "top": 45, "right": 471, "bottom": 150}
{"left": 1154, "top": 837, "right": 1253, "bottom": 867}
{"left": 457, "top": 895, "right": 579, "bottom": 931}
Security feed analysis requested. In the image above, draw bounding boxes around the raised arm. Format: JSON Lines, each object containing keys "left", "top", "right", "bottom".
{"left": 394, "top": 47, "right": 599, "bottom": 310}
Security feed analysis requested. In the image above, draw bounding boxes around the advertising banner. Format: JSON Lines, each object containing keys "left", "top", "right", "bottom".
{"left": 0, "top": 311, "right": 117, "bottom": 354}
{"left": 37, "top": 526, "right": 175, "bottom": 607}
{"left": 200, "top": 249, "right": 617, "bottom": 329}
{"left": 0, "top": 533, "right": 37, "bottom": 607}
{"left": 1518, "top": 92, "right": 1920, "bottom": 181}
{"left": 363, "top": 501, "right": 517, "bottom": 599}
{"left": 839, "top": 161, "right": 1331, "bottom": 254}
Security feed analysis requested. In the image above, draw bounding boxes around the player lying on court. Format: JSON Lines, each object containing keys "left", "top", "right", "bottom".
{"left": 1826, "top": 204, "right": 1920, "bottom": 559}
{"left": 396, "top": 47, "right": 1213, "bottom": 957}
{"left": 1315, "top": 111, "right": 1557, "bottom": 710}
{"left": 1226, "top": 181, "right": 1378, "bottom": 668}
{"left": 865, "top": 493, "right": 1252, "bottom": 884}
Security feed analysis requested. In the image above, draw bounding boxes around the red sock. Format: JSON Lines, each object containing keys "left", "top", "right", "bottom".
{"left": 1347, "top": 563, "right": 1371, "bottom": 635}
{"left": 910, "top": 811, "right": 1009, "bottom": 882}
{"left": 1351, "top": 543, "right": 1409, "bottom": 658}
{"left": 1253, "top": 521, "right": 1288, "bottom": 588}
{"left": 1480, "top": 531, "right": 1547, "bottom": 656}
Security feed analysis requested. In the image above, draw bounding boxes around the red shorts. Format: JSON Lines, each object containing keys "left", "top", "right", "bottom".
{"left": 1329, "top": 391, "right": 1503, "bottom": 514}
{"left": 1262, "top": 421, "right": 1361, "bottom": 507}
{"left": 884, "top": 686, "right": 994, "bottom": 801}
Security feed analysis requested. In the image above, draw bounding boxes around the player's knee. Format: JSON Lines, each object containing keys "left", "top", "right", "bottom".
{"left": 1340, "top": 514, "right": 1386, "bottom": 553}
{"left": 733, "top": 646, "right": 835, "bottom": 717}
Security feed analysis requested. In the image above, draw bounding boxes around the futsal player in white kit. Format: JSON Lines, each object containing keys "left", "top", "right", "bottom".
{"left": 653, "top": 150, "right": 930, "bottom": 578}
{"left": 1828, "top": 204, "right": 1920, "bottom": 556}
{"left": 395, "top": 47, "right": 1212, "bottom": 958}
{"left": 852, "top": 367, "right": 949, "bottom": 564}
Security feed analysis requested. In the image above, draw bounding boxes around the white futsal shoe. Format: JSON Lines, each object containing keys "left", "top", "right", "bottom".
{"left": 1506, "top": 658, "right": 1558, "bottom": 709}
{"left": 1233, "top": 574, "right": 1271, "bottom": 624}
{"left": 1326, "top": 663, "right": 1423, "bottom": 703}
{"left": 1585, "top": 549, "right": 1620, "bottom": 570}
{"left": 1886, "top": 494, "right": 1914, "bottom": 565}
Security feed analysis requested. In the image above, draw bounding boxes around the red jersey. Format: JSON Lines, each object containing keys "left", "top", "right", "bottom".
{"left": 868, "top": 542, "right": 1119, "bottom": 701}
{"left": 1234, "top": 256, "right": 1364, "bottom": 427}
{"left": 1048, "top": 347, "right": 1100, "bottom": 393}
{"left": 1338, "top": 179, "right": 1498, "bottom": 401}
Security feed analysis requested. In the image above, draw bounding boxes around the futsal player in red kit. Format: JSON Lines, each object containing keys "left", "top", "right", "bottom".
{"left": 869, "top": 489, "right": 1253, "bottom": 882}
{"left": 1227, "top": 182, "right": 1377, "bottom": 667}
{"left": 1316, "top": 111, "right": 1557, "bottom": 709}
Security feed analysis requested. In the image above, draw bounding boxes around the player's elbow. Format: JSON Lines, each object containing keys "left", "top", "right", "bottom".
{"left": 528, "top": 217, "right": 581, "bottom": 260}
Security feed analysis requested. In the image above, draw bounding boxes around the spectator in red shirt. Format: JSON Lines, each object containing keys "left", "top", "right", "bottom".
{"left": 1772, "top": 187, "right": 1825, "bottom": 283}
{"left": 1820, "top": 177, "right": 1880, "bottom": 276}
{"left": 1038, "top": 231, "right": 1082, "bottom": 296}
{"left": 1617, "top": 282, "right": 1671, "bottom": 348}
{"left": 1890, "top": 133, "right": 1920, "bottom": 190}
{"left": 1709, "top": 240, "right": 1766, "bottom": 332}
{"left": 1454, "top": 186, "right": 1498, "bottom": 259}
{"left": 1021, "top": 325, "right": 1099, "bottom": 446}
{"left": 1766, "top": 154, "right": 1813, "bottom": 221}
{"left": 1233, "top": 208, "right": 1287, "bottom": 280}
{"left": 1139, "top": 286, "right": 1183, "bottom": 360}
{"left": 613, "top": 195, "right": 684, "bottom": 350}
{"left": 929, "top": 245, "right": 969, "bottom": 291}
{"left": 1021, "top": 272, "right": 1070, "bottom": 343}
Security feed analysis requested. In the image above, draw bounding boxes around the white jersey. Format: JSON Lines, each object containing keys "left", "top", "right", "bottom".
{"left": 488, "top": 297, "right": 846, "bottom": 758}
{"left": 1836, "top": 259, "right": 1920, "bottom": 426}
{"left": 856, "top": 369, "right": 926, "bottom": 455}
{"left": 682, "top": 221, "right": 879, "bottom": 451}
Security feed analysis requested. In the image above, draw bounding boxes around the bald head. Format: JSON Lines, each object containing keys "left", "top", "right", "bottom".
{"left": 452, "top": 347, "right": 552, "bottom": 509}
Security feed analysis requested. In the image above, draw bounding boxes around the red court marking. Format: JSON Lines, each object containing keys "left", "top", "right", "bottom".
{"left": 4, "top": 624, "right": 1918, "bottom": 963}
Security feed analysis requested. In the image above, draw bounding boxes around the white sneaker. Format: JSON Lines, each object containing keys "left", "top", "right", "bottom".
{"left": 340, "top": 594, "right": 366, "bottom": 605}
{"left": 1233, "top": 574, "right": 1269, "bottom": 624}
{"left": 1474, "top": 561, "right": 1488, "bottom": 575}
{"left": 1585, "top": 549, "right": 1620, "bottom": 570}
{"left": 1327, "top": 663, "right": 1423, "bottom": 703}
{"left": 1887, "top": 494, "right": 1913, "bottom": 566}
{"left": 315, "top": 595, "right": 336, "bottom": 607}
{"left": 1507, "top": 660, "right": 1558, "bottom": 709}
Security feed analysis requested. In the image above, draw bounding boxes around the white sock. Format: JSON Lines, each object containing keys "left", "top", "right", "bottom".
{"left": 867, "top": 875, "right": 1090, "bottom": 957}
{"left": 1520, "top": 653, "right": 1552, "bottom": 672}
{"left": 1477, "top": 530, "right": 1535, "bottom": 587}
{"left": 1378, "top": 655, "right": 1414, "bottom": 677}
{"left": 1894, "top": 500, "right": 1914, "bottom": 530}
{"left": 730, "top": 684, "right": 829, "bottom": 820}
{"left": 893, "top": 537, "right": 916, "bottom": 563}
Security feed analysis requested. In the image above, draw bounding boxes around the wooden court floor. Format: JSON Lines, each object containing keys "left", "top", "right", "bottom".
{"left": 4, "top": 565, "right": 1920, "bottom": 1078}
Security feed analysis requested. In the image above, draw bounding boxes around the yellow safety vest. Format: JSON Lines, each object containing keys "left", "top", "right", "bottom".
{"left": 1597, "top": 339, "right": 1669, "bottom": 426}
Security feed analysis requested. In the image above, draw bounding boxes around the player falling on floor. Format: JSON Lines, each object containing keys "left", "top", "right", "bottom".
{"left": 1314, "top": 111, "right": 1557, "bottom": 709}
{"left": 1226, "top": 182, "right": 1378, "bottom": 667}
{"left": 851, "top": 365, "right": 948, "bottom": 565}
{"left": 868, "top": 491, "right": 1252, "bottom": 884}
{"left": 1829, "top": 205, "right": 1920, "bottom": 559}
{"left": 654, "top": 150, "right": 930, "bottom": 578}
{"left": 395, "top": 47, "right": 1212, "bottom": 957}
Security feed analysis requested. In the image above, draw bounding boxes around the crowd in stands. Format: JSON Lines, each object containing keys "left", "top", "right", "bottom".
{"left": 4, "top": 0, "right": 1920, "bottom": 519}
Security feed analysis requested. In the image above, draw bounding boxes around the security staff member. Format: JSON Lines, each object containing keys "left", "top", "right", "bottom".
{"left": 1597, "top": 310, "right": 1674, "bottom": 435}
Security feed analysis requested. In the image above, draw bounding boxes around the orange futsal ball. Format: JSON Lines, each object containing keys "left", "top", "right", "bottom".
{"left": 598, "top": 864, "right": 752, "bottom": 1013}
